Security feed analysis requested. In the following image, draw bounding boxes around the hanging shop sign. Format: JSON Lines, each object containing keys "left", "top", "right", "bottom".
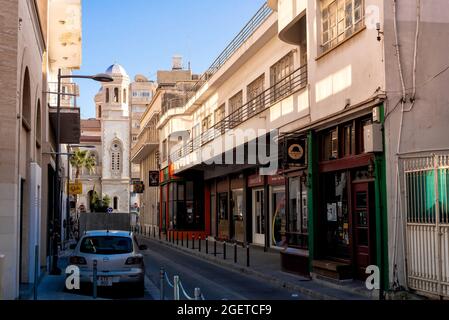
{"left": 69, "top": 182, "right": 83, "bottom": 195}
{"left": 133, "top": 181, "right": 145, "bottom": 194}
{"left": 149, "top": 171, "right": 160, "bottom": 187}
{"left": 286, "top": 138, "right": 306, "bottom": 166}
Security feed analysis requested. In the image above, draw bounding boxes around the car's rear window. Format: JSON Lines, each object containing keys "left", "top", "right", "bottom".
{"left": 80, "top": 236, "right": 133, "bottom": 255}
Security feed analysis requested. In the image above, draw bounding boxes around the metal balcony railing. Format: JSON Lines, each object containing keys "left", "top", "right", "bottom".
{"left": 160, "top": 3, "right": 273, "bottom": 118}
{"left": 170, "top": 64, "right": 308, "bottom": 162}
{"left": 47, "top": 82, "right": 79, "bottom": 108}
{"left": 131, "top": 127, "right": 159, "bottom": 159}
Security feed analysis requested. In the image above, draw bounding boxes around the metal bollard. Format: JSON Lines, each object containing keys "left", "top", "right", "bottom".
{"left": 194, "top": 287, "right": 202, "bottom": 301}
{"left": 246, "top": 245, "right": 250, "bottom": 267}
{"left": 159, "top": 228, "right": 161, "bottom": 240}
{"left": 234, "top": 243, "right": 237, "bottom": 264}
{"left": 181, "top": 232, "right": 184, "bottom": 247}
{"left": 34, "top": 245, "right": 39, "bottom": 300}
{"left": 166, "top": 231, "right": 168, "bottom": 242}
{"left": 93, "top": 260, "right": 98, "bottom": 299}
{"left": 186, "top": 234, "right": 189, "bottom": 249}
{"left": 192, "top": 235, "right": 195, "bottom": 250}
{"left": 176, "top": 232, "right": 179, "bottom": 246}
{"left": 214, "top": 240, "right": 217, "bottom": 257}
{"left": 199, "top": 236, "right": 202, "bottom": 252}
{"left": 206, "top": 238, "right": 209, "bottom": 254}
{"left": 160, "top": 267, "right": 165, "bottom": 300}
{"left": 0, "top": 253, "right": 4, "bottom": 300}
{"left": 223, "top": 242, "right": 226, "bottom": 260}
{"left": 173, "top": 276, "right": 180, "bottom": 300}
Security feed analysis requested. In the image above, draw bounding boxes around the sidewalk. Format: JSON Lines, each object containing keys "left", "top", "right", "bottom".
{"left": 23, "top": 252, "right": 101, "bottom": 301}
{"left": 138, "top": 233, "right": 378, "bottom": 300}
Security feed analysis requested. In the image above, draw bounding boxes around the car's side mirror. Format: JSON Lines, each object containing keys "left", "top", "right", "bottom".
{"left": 139, "top": 245, "right": 148, "bottom": 251}
{"left": 69, "top": 244, "right": 77, "bottom": 250}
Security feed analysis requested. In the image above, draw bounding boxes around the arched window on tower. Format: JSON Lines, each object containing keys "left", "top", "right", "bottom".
{"left": 123, "top": 89, "right": 127, "bottom": 103}
{"left": 114, "top": 88, "right": 119, "bottom": 103}
{"left": 98, "top": 105, "right": 102, "bottom": 118}
{"left": 106, "top": 88, "right": 110, "bottom": 103}
{"left": 111, "top": 140, "right": 123, "bottom": 177}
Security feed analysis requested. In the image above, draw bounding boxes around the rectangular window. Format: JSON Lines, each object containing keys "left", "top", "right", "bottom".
{"left": 320, "top": 117, "right": 372, "bottom": 161}
{"left": 162, "top": 139, "right": 167, "bottom": 162}
{"left": 215, "top": 104, "right": 225, "bottom": 124}
{"left": 202, "top": 115, "right": 212, "bottom": 143}
{"left": 202, "top": 115, "right": 211, "bottom": 132}
{"left": 320, "top": 0, "right": 365, "bottom": 53}
{"left": 321, "top": 128, "right": 339, "bottom": 161}
{"left": 270, "top": 52, "right": 294, "bottom": 103}
{"left": 343, "top": 124, "right": 354, "bottom": 157}
{"left": 214, "top": 104, "right": 226, "bottom": 134}
{"left": 229, "top": 91, "right": 243, "bottom": 127}
{"left": 247, "top": 74, "right": 265, "bottom": 117}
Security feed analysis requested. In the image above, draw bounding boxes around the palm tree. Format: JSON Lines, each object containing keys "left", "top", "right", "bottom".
{"left": 70, "top": 150, "right": 97, "bottom": 213}
{"left": 70, "top": 150, "right": 96, "bottom": 180}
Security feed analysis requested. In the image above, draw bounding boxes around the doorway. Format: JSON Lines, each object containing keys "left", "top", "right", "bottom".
{"left": 218, "top": 192, "right": 229, "bottom": 239}
{"left": 252, "top": 189, "right": 265, "bottom": 246}
{"left": 270, "top": 187, "right": 287, "bottom": 248}
{"left": 231, "top": 189, "right": 244, "bottom": 243}
{"left": 352, "top": 182, "right": 373, "bottom": 279}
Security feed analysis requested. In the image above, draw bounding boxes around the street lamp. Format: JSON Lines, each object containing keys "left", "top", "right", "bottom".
{"left": 50, "top": 69, "right": 113, "bottom": 275}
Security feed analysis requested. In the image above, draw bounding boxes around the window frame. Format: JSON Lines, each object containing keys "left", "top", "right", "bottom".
{"left": 320, "top": 0, "right": 365, "bottom": 54}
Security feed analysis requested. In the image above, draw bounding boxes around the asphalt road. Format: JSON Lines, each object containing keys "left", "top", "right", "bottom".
{"left": 139, "top": 237, "right": 308, "bottom": 301}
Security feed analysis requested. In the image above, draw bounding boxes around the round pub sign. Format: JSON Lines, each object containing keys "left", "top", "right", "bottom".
{"left": 288, "top": 143, "right": 304, "bottom": 161}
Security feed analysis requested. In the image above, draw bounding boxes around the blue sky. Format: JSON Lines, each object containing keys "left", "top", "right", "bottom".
{"left": 74, "top": 0, "right": 266, "bottom": 119}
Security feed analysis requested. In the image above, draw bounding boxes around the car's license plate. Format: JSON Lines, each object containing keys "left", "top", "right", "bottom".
{"left": 98, "top": 277, "right": 113, "bottom": 287}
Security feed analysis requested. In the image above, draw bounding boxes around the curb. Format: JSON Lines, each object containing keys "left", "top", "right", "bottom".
{"left": 138, "top": 235, "right": 363, "bottom": 300}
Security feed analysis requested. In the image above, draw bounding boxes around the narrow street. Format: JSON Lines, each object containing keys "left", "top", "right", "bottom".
{"left": 139, "top": 237, "right": 307, "bottom": 301}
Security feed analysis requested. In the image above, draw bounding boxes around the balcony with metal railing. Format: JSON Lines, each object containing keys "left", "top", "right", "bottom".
{"left": 131, "top": 127, "right": 160, "bottom": 164}
{"left": 170, "top": 64, "right": 308, "bottom": 164}
{"left": 47, "top": 82, "right": 82, "bottom": 144}
{"left": 159, "top": 3, "right": 273, "bottom": 120}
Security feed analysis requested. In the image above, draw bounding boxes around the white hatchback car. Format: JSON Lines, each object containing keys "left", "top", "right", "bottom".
{"left": 69, "top": 230, "right": 147, "bottom": 295}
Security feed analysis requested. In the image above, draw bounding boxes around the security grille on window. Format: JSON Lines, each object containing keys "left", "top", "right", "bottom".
{"left": 321, "top": 0, "right": 365, "bottom": 52}
{"left": 247, "top": 74, "right": 265, "bottom": 117}
{"left": 270, "top": 52, "right": 294, "bottom": 103}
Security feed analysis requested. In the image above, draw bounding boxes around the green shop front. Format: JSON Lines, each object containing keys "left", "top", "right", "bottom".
{"left": 307, "top": 107, "right": 388, "bottom": 284}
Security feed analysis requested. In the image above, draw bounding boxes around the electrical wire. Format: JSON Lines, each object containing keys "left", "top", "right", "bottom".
{"left": 377, "top": 63, "right": 449, "bottom": 95}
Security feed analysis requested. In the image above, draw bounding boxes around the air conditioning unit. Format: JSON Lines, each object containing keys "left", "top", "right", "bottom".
{"left": 364, "top": 123, "right": 383, "bottom": 153}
